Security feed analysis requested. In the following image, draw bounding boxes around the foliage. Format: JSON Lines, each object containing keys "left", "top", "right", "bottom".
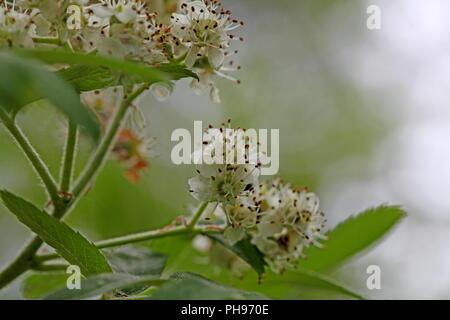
{"left": 0, "top": 0, "right": 406, "bottom": 300}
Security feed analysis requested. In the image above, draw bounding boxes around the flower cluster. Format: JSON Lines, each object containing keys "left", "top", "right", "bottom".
{"left": 250, "top": 180, "right": 327, "bottom": 273}
{"left": 171, "top": 0, "right": 244, "bottom": 103}
{"left": 0, "top": 0, "right": 38, "bottom": 48}
{"left": 1, "top": 0, "right": 243, "bottom": 102}
{"left": 188, "top": 124, "right": 327, "bottom": 273}
{"left": 188, "top": 122, "right": 263, "bottom": 205}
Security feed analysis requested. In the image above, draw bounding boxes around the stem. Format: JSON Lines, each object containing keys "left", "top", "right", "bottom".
{"left": 0, "top": 236, "right": 43, "bottom": 289}
{"left": 96, "top": 227, "right": 192, "bottom": 249}
{"left": 0, "top": 108, "right": 59, "bottom": 206}
{"left": 31, "top": 263, "right": 68, "bottom": 272}
{"left": 187, "top": 202, "right": 209, "bottom": 230}
{"left": 32, "top": 37, "right": 61, "bottom": 46}
{"left": 71, "top": 84, "right": 149, "bottom": 199}
{"left": 35, "top": 225, "right": 223, "bottom": 263}
{"left": 59, "top": 119, "right": 78, "bottom": 193}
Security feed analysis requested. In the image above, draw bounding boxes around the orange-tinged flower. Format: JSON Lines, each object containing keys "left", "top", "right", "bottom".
{"left": 113, "top": 128, "right": 150, "bottom": 183}
{"left": 124, "top": 159, "right": 149, "bottom": 183}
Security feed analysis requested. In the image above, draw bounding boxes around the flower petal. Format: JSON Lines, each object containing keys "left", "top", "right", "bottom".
{"left": 150, "top": 83, "right": 173, "bottom": 102}
{"left": 208, "top": 47, "right": 225, "bottom": 69}
{"left": 92, "top": 5, "right": 114, "bottom": 18}
{"left": 185, "top": 46, "right": 199, "bottom": 68}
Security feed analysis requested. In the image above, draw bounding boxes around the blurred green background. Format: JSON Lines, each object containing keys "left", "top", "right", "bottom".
{"left": 2, "top": 0, "right": 450, "bottom": 299}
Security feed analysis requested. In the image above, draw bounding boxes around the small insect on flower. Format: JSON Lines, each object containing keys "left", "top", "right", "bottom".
{"left": 112, "top": 128, "right": 154, "bottom": 183}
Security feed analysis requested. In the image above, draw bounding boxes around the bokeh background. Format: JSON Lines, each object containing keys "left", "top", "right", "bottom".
{"left": 1, "top": 0, "right": 450, "bottom": 299}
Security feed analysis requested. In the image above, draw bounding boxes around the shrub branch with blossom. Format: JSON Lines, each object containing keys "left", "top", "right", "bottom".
{"left": 0, "top": 0, "right": 405, "bottom": 300}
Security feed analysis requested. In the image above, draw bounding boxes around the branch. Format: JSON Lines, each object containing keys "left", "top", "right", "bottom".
{"left": 31, "top": 263, "right": 68, "bottom": 272}
{"left": 35, "top": 225, "right": 224, "bottom": 263}
{"left": 0, "top": 236, "right": 43, "bottom": 289}
{"left": 187, "top": 202, "right": 209, "bottom": 230}
{"left": 0, "top": 108, "right": 59, "bottom": 205}
{"left": 59, "top": 119, "right": 78, "bottom": 193}
{"left": 32, "top": 37, "right": 61, "bottom": 46}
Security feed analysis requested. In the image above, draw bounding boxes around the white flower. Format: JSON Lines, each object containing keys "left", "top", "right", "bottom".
{"left": 252, "top": 227, "right": 305, "bottom": 273}
{"left": 188, "top": 123, "right": 271, "bottom": 246}
{"left": 226, "top": 201, "right": 258, "bottom": 229}
{"left": 188, "top": 123, "right": 267, "bottom": 205}
{"left": 188, "top": 163, "right": 259, "bottom": 204}
{"left": 189, "top": 53, "right": 242, "bottom": 103}
{"left": 250, "top": 180, "right": 327, "bottom": 273}
{"left": 81, "top": 87, "right": 123, "bottom": 127}
{"left": 0, "top": 0, "right": 243, "bottom": 103}
{"left": 192, "top": 125, "right": 263, "bottom": 166}
{"left": 76, "top": 1, "right": 170, "bottom": 64}
{"left": 4, "top": 11, "right": 30, "bottom": 32}
{"left": 171, "top": 1, "right": 244, "bottom": 103}
{"left": 222, "top": 200, "right": 258, "bottom": 245}
{"left": 190, "top": 70, "right": 221, "bottom": 103}
{"left": 171, "top": 1, "right": 243, "bottom": 69}
{"left": 91, "top": 0, "right": 141, "bottom": 24}
{"left": 0, "top": 3, "right": 36, "bottom": 48}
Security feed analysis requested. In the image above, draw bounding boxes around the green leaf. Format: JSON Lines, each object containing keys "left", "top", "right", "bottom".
{"left": 280, "top": 268, "right": 364, "bottom": 299}
{"left": 230, "top": 269, "right": 364, "bottom": 300}
{"left": 16, "top": 48, "right": 198, "bottom": 84}
{"left": 104, "top": 247, "right": 166, "bottom": 296}
{"left": 0, "top": 190, "right": 112, "bottom": 276}
{"left": 56, "top": 65, "right": 119, "bottom": 93}
{"left": 299, "top": 205, "right": 406, "bottom": 271}
{"left": 0, "top": 52, "right": 100, "bottom": 139}
{"left": 209, "top": 235, "right": 267, "bottom": 276}
{"left": 157, "top": 62, "right": 198, "bottom": 81}
{"left": 151, "top": 273, "right": 268, "bottom": 300}
{"left": 106, "top": 246, "right": 167, "bottom": 276}
{"left": 22, "top": 273, "right": 68, "bottom": 300}
{"left": 43, "top": 273, "right": 165, "bottom": 300}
